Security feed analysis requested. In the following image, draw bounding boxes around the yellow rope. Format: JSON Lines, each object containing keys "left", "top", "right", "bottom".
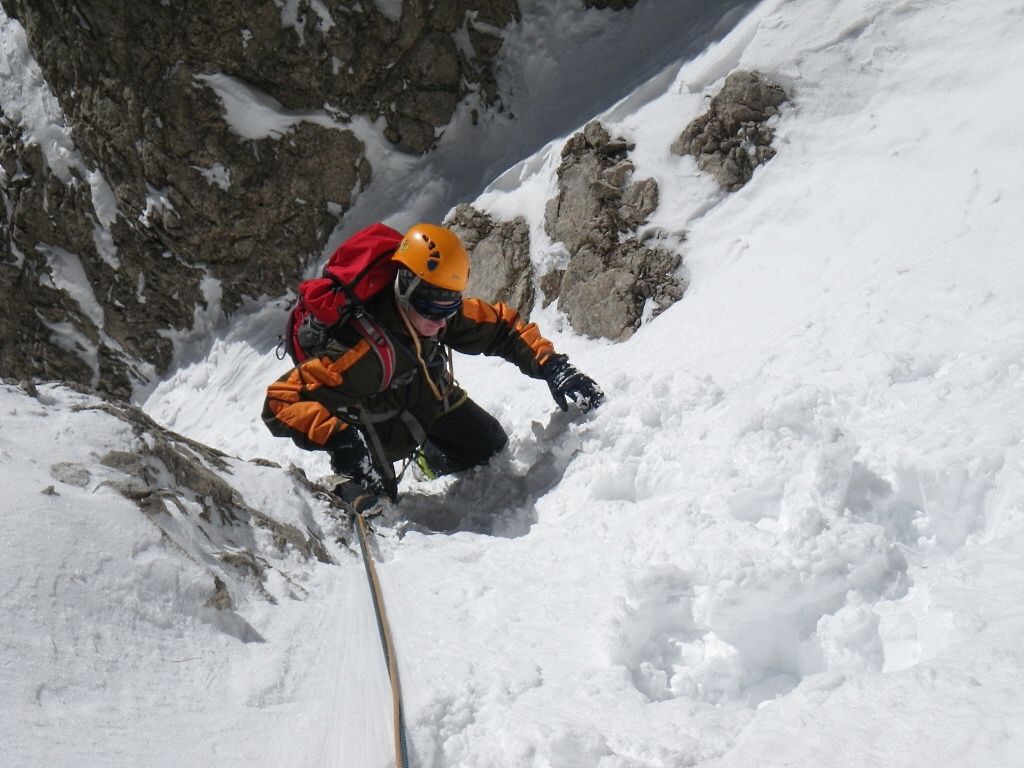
{"left": 395, "top": 299, "right": 455, "bottom": 402}
{"left": 354, "top": 512, "right": 409, "bottom": 767}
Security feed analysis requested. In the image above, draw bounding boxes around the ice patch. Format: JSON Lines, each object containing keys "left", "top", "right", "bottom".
{"left": 38, "top": 244, "right": 105, "bottom": 328}
{"left": 193, "top": 161, "right": 232, "bottom": 191}
{"left": 195, "top": 72, "right": 343, "bottom": 140}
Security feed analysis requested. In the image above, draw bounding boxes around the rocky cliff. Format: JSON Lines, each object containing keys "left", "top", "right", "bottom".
{"left": 0, "top": 0, "right": 518, "bottom": 397}
{"left": 0, "top": 1, "right": 777, "bottom": 397}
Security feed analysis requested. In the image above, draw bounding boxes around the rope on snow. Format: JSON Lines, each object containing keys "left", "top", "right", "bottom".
{"left": 353, "top": 511, "right": 410, "bottom": 768}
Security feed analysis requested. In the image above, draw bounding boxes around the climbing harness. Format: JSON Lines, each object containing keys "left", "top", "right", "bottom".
{"left": 353, "top": 510, "right": 410, "bottom": 768}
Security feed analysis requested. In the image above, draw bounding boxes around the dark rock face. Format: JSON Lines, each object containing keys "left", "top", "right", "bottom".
{"left": 584, "top": 0, "right": 640, "bottom": 8}
{"left": 543, "top": 121, "right": 685, "bottom": 341}
{"left": 3, "top": 0, "right": 520, "bottom": 157}
{"left": 672, "top": 70, "right": 788, "bottom": 190}
{"left": 0, "top": 0, "right": 519, "bottom": 395}
{"left": 0, "top": 121, "right": 134, "bottom": 394}
{"left": 447, "top": 204, "right": 534, "bottom": 318}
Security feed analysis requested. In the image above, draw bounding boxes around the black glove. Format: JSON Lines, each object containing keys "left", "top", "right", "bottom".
{"left": 541, "top": 354, "right": 605, "bottom": 414}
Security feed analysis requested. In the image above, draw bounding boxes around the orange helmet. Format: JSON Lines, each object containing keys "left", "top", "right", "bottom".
{"left": 392, "top": 224, "right": 469, "bottom": 292}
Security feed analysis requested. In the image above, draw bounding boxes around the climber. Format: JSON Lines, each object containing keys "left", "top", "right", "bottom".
{"left": 262, "top": 222, "right": 604, "bottom": 514}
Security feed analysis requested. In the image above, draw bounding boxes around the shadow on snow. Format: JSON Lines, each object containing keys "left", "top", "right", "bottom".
{"left": 389, "top": 410, "right": 583, "bottom": 538}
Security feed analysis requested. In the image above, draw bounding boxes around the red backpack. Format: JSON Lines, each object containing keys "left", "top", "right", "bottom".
{"left": 282, "top": 222, "right": 403, "bottom": 388}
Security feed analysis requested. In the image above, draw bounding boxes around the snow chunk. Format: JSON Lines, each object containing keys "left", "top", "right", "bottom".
{"left": 273, "top": 0, "right": 335, "bottom": 45}
{"left": 38, "top": 243, "right": 105, "bottom": 328}
{"left": 368, "top": 0, "right": 402, "bottom": 23}
{"left": 0, "top": 12, "right": 80, "bottom": 182}
{"left": 195, "top": 72, "right": 343, "bottom": 140}
{"left": 193, "top": 161, "right": 232, "bottom": 191}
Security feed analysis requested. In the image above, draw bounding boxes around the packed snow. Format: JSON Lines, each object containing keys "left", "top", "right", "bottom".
{"left": 3, "top": 0, "right": 1024, "bottom": 766}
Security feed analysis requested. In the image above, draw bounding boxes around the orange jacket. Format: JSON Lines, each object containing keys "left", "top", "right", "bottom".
{"left": 262, "top": 292, "right": 555, "bottom": 460}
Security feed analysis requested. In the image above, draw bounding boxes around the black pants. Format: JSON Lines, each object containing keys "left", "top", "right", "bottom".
{"left": 331, "top": 396, "right": 507, "bottom": 479}
{"left": 421, "top": 397, "right": 508, "bottom": 475}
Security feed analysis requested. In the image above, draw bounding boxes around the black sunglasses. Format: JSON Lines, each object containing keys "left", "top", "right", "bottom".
{"left": 410, "top": 295, "right": 462, "bottom": 321}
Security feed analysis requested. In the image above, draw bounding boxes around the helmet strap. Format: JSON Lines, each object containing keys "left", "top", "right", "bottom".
{"left": 394, "top": 287, "right": 454, "bottom": 402}
{"left": 395, "top": 272, "right": 421, "bottom": 308}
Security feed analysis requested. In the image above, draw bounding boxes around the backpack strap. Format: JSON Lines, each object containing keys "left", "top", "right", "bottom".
{"left": 351, "top": 313, "right": 396, "bottom": 391}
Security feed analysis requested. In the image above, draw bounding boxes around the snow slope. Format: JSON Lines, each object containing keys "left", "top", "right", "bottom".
{"left": 3, "top": 0, "right": 1024, "bottom": 766}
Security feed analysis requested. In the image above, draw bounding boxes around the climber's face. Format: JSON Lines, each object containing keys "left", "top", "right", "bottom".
{"left": 407, "top": 304, "right": 453, "bottom": 337}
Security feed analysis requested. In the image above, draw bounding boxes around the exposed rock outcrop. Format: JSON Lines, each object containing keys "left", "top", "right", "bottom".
{"left": 543, "top": 121, "right": 685, "bottom": 341}
{"left": 1, "top": 121, "right": 128, "bottom": 391}
{"left": 672, "top": 70, "right": 788, "bottom": 190}
{"left": 584, "top": 0, "right": 641, "bottom": 8}
{"left": 447, "top": 204, "right": 535, "bottom": 318}
{"left": 5, "top": 378, "right": 339, "bottom": 631}
{"left": 87, "top": 395, "right": 333, "bottom": 572}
